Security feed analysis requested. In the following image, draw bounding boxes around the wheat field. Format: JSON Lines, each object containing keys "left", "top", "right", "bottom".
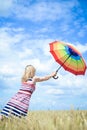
{"left": 0, "top": 110, "right": 87, "bottom": 130}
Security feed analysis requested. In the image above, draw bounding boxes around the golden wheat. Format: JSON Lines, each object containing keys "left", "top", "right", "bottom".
{"left": 0, "top": 110, "right": 87, "bottom": 130}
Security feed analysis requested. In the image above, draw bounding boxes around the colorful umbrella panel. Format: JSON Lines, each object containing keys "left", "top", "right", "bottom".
{"left": 49, "top": 41, "right": 86, "bottom": 75}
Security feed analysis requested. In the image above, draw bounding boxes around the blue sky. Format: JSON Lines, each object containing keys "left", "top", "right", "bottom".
{"left": 0, "top": 0, "right": 87, "bottom": 110}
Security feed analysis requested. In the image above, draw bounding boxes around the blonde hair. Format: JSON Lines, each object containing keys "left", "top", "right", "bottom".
{"left": 21, "top": 65, "right": 36, "bottom": 82}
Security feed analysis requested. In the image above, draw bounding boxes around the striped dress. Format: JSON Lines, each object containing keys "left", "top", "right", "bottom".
{"left": 0, "top": 79, "right": 35, "bottom": 118}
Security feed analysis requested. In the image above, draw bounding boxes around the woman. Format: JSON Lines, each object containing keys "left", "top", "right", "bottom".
{"left": 0, "top": 65, "right": 57, "bottom": 119}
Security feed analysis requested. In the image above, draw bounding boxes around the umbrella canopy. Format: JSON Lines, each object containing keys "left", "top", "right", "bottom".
{"left": 49, "top": 41, "right": 86, "bottom": 75}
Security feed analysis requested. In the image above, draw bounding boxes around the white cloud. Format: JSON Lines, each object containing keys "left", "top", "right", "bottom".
{"left": 46, "top": 88, "right": 64, "bottom": 95}
{"left": 0, "top": 62, "right": 23, "bottom": 76}
{"left": 0, "top": 27, "right": 25, "bottom": 53}
{"left": 14, "top": 1, "right": 78, "bottom": 22}
{"left": 75, "top": 43, "right": 87, "bottom": 53}
{"left": 77, "top": 24, "right": 87, "bottom": 37}
{"left": 0, "top": 0, "right": 79, "bottom": 23}
{"left": 21, "top": 58, "right": 54, "bottom": 73}
{"left": 78, "top": 29, "right": 85, "bottom": 37}
{"left": 0, "top": 0, "right": 14, "bottom": 16}
{"left": 18, "top": 48, "right": 33, "bottom": 59}
{"left": 57, "top": 72, "right": 87, "bottom": 88}
{"left": 42, "top": 72, "right": 87, "bottom": 97}
{"left": 0, "top": 26, "right": 56, "bottom": 83}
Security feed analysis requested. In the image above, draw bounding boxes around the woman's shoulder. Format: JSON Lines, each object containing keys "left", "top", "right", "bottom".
{"left": 33, "top": 76, "right": 43, "bottom": 82}
{"left": 27, "top": 77, "right": 36, "bottom": 84}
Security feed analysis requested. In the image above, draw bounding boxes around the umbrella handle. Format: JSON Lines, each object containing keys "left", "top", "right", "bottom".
{"left": 52, "top": 69, "right": 59, "bottom": 79}
{"left": 53, "top": 75, "right": 59, "bottom": 79}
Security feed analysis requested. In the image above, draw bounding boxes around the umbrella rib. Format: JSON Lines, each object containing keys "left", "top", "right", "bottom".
{"left": 56, "top": 54, "right": 71, "bottom": 72}
{"left": 49, "top": 41, "right": 86, "bottom": 75}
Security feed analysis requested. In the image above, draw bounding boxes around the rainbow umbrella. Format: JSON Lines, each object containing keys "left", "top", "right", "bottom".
{"left": 49, "top": 41, "right": 86, "bottom": 78}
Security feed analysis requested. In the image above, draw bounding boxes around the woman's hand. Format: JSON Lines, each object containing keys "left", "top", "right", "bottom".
{"left": 50, "top": 71, "right": 57, "bottom": 77}
{"left": 51, "top": 71, "right": 58, "bottom": 79}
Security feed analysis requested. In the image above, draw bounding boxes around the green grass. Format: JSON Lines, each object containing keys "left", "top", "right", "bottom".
{"left": 0, "top": 110, "right": 87, "bottom": 130}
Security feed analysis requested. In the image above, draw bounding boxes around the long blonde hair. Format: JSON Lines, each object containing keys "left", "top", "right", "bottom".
{"left": 21, "top": 65, "right": 36, "bottom": 82}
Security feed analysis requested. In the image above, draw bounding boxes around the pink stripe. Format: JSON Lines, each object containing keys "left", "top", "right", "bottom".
{"left": 18, "top": 90, "right": 32, "bottom": 95}
{"left": 9, "top": 97, "right": 30, "bottom": 106}
{"left": 8, "top": 102, "right": 28, "bottom": 112}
